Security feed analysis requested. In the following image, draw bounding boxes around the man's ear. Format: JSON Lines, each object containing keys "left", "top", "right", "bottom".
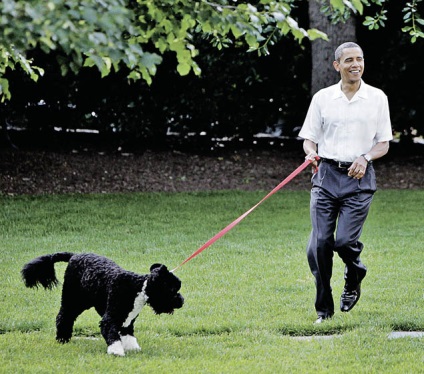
{"left": 333, "top": 60, "right": 340, "bottom": 72}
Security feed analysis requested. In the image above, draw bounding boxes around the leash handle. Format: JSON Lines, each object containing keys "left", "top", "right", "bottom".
{"left": 171, "top": 157, "right": 318, "bottom": 273}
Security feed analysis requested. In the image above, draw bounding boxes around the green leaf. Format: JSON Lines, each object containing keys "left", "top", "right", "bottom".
{"left": 330, "top": 0, "right": 345, "bottom": 12}
{"left": 201, "top": 21, "right": 212, "bottom": 33}
{"left": 155, "top": 38, "right": 168, "bottom": 54}
{"left": 272, "top": 11, "right": 286, "bottom": 22}
{"left": 278, "top": 21, "right": 291, "bottom": 35}
{"left": 245, "top": 33, "right": 259, "bottom": 49}
{"left": 177, "top": 62, "right": 191, "bottom": 76}
{"left": 307, "top": 28, "right": 328, "bottom": 41}
{"left": 138, "top": 66, "right": 152, "bottom": 85}
{"left": 0, "top": 78, "right": 11, "bottom": 102}
{"left": 83, "top": 7, "right": 97, "bottom": 24}
{"left": 140, "top": 52, "right": 162, "bottom": 73}
{"left": 231, "top": 25, "right": 244, "bottom": 39}
{"left": 363, "top": 16, "right": 375, "bottom": 26}
{"left": 351, "top": 0, "right": 364, "bottom": 15}
{"left": 181, "top": 14, "right": 196, "bottom": 31}
{"left": 83, "top": 57, "right": 96, "bottom": 68}
{"left": 101, "top": 57, "right": 112, "bottom": 77}
{"left": 191, "top": 61, "right": 202, "bottom": 76}
{"left": 128, "top": 70, "right": 141, "bottom": 81}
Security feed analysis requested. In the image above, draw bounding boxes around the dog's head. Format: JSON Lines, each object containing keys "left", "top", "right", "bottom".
{"left": 145, "top": 263, "right": 184, "bottom": 315}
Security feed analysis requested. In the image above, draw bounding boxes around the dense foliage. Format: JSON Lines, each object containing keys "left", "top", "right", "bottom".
{"left": 0, "top": 0, "right": 330, "bottom": 101}
{"left": 1, "top": 0, "right": 423, "bottom": 149}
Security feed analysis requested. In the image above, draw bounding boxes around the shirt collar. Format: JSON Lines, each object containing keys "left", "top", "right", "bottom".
{"left": 332, "top": 79, "right": 369, "bottom": 100}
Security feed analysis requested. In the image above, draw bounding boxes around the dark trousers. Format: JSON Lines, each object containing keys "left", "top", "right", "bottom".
{"left": 306, "top": 162, "right": 377, "bottom": 317}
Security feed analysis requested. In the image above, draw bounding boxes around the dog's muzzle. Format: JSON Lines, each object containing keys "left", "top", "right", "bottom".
{"left": 174, "top": 293, "right": 184, "bottom": 309}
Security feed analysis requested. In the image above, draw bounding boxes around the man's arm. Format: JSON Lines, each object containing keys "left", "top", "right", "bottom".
{"left": 349, "top": 141, "right": 390, "bottom": 179}
{"left": 363, "top": 141, "right": 390, "bottom": 162}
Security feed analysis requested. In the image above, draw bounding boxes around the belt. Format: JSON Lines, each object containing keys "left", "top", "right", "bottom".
{"left": 321, "top": 158, "right": 352, "bottom": 169}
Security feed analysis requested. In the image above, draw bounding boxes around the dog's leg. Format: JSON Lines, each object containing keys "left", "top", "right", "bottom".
{"left": 121, "top": 334, "right": 141, "bottom": 352}
{"left": 56, "top": 282, "right": 88, "bottom": 343}
{"left": 120, "top": 322, "right": 141, "bottom": 352}
{"left": 107, "top": 340, "right": 125, "bottom": 356}
{"left": 56, "top": 306, "right": 73, "bottom": 343}
{"left": 56, "top": 301, "right": 90, "bottom": 343}
{"left": 100, "top": 314, "right": 125, "bottom": 356}
{"left": 56, "top": 305, "right": 84, "bottom": 343}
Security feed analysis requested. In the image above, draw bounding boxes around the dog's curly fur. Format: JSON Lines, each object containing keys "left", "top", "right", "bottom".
{"left": 21, "top": 252, "right": 184, "bottom": 356}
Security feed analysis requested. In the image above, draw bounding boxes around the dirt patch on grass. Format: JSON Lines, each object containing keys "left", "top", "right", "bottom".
{"left": 1, "top": 148, "right": 422, "bottom": 195}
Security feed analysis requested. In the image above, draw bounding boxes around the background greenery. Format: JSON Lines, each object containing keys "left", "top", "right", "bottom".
{"left": 2, "top": 1, "right": 424, "bottom": 151}
{"left": 1, "top": 190, "right": 423, "bottom": 373}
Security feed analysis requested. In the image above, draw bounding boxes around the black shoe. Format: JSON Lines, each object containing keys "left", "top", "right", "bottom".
{"left": 340, "top": 283, "right": 361, "bottom": 312}
{"left": 341, "top": 264, "right": 366, "bottom": 312}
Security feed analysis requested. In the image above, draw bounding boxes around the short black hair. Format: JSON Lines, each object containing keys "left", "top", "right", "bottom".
{"left": 334, "top": 42, "right": 363, "bottom": 62}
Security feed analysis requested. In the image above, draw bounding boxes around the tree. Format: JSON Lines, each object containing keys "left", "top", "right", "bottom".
{"left": 308, "top": 0, "right": 356, "bottom": 95}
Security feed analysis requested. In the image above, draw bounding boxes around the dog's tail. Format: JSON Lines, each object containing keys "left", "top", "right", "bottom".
{"left": 21, "top": 252, "right": 74, "bottom": 290}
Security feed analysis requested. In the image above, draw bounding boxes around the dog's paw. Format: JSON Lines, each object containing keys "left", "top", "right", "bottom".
{"left": 121, "top": 335, "right": 141, "bottom": 352}
{"left": 107, "top": 340, "right": 125, "bottom": 356}
{"left": 56, "top": 336, "right": 71, "bottom": 344}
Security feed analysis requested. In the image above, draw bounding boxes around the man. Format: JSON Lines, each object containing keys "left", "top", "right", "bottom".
{"left": 298, "top": 42, "right": 393, "bottom": 324}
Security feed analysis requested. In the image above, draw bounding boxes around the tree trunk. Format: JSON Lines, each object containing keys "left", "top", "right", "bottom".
{"left": 308, "top": 0, "right": 357, "bottom": 95}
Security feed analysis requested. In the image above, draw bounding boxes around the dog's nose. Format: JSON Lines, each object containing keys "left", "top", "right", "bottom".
{"left": 174, "top": 294, "right": 184, "bottom": 308}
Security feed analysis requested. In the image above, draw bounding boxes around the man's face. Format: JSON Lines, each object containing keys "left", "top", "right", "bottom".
{"left": 333, "top": 47, "right": 364, "bottom": 84}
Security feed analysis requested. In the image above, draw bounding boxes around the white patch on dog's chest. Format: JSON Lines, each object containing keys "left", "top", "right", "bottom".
{"left": 123, "top": 280, "right": 149, "bottom": 328}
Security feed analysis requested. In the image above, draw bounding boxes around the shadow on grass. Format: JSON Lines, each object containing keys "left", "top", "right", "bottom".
{"left": 277, "top": 325, "right": 352, "bottom": 337}
{"left": 162, "top": 324, "right": 353, "bottom": 339}
{"left": 169, "top": 326, "right": 235, "bottom": 337}
{"left": 0, "top": 323, "right": 103, "bottom": 340}
{"left": 73, "top": 327, "right": 102, "bottom": 339}
{"left": 390, "top": 321, "right": 424, "bottom": 332}
{"left": 0, "top": 322, "right": 42, "bottom": 335}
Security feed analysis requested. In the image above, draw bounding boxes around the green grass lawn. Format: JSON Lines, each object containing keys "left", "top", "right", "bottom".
{"left": 1, "top": 190, "right": 423, "bottom": 373}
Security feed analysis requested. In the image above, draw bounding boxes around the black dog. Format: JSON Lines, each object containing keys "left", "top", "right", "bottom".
{"left": 21, "top": 252, "right": 184, "bottom": 356}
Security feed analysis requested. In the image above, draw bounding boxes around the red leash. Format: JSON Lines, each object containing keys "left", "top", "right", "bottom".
{"left": 171, "top": 157, "right": 317, "bottom": 272}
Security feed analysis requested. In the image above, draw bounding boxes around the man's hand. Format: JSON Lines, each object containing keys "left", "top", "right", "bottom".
{"left": 305, "top": 152, "right": 319, "bottom": 173}
{"left": 303, "top": 140, "right": 319, "bottom": 173}
{"left": 348, "top": 156, "right": 368, "bottom": 179}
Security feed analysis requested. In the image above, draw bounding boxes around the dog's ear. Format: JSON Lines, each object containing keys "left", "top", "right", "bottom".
{"left": 150, "top": 263, "right": 168, "bottom": 272}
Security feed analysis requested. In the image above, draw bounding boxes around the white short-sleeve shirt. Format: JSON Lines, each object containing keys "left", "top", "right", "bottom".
{"left": 298, "top": 80, "right": 393, "bottom": 162}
